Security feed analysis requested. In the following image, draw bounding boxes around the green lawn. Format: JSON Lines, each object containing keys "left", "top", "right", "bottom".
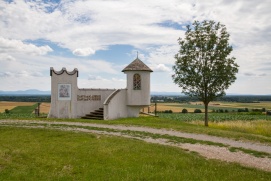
{"left": 0, "top": 127, "right": 270, "bottom": 180}
{"left": 9, "top": 103, "right": 38, "bottom": 114}
{"left": 0, "top": 103, "right": 45, "bottom": 119}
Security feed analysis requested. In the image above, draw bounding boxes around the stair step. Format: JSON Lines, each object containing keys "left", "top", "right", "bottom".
{"left": 92, "top": 110, "right": 103, "bottom": 114}
{"left": 82, "top": 116, "right": 103, "bottom": 120}
{"left": 82, "top": 107, "right": 104, "bottom": 120}
{"left": 85, "top": 114, "right": 103, "bottom": 117}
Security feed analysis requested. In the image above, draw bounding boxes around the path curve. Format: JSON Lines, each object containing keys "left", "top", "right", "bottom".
{"left": 0, "top": 120, "right": 271, "bottom": 172}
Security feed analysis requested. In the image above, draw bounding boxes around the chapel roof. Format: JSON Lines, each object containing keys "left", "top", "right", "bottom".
{"left": 122, "top": 58, "right": 153, "bottom": 72}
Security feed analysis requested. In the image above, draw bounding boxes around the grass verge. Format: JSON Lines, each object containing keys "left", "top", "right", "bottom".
{"left": 2, "top": 122, "right": 271, "bottom": 159}
{"left": 0, "top": 126, "right": 271, "bottom": 180}
{"left": 1, "top": 115, "right": 271, "bottom": 145}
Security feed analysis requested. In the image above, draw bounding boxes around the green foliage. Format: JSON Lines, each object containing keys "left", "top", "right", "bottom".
{"left": 238, "top": 108, "right": 249, "bottom": 112}
{"left": 181, "top": 108, "right": 188, "bottom": 113}
{"left": 252, "top": 108, "right": 265, "bottom": 112}
{"left": 0, "top": 95, "right": 50, "bottom": 102}
{"left": 172, "top": 20, "right": 239, "bottom": 126}
{"left": 151, "top": 95, "right": 271, "bottom": 103}
{"left": 164, "top": 110, "right": 173, "bottom": 113}
{"left": 4, "top": 109, "right": 9, "bottom": 114}
{"left": 194, "top": 109, "right": 202, "bottom": 113}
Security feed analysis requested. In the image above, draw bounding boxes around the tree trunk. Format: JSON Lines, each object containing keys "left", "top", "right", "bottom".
{"left": 204, "top": 103, "right": 208, "bottom": 126}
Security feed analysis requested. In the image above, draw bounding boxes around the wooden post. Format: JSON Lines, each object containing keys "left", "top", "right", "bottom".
{"left": 155, "top": 102, "right": 157, "bottom": 116}
{"left": 38, "top": 103, "right": 40, "bottom": 117}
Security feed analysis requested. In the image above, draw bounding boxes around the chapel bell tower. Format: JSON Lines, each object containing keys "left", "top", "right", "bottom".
{"left": 122, "top": 57, "right": 153, "bottom": 106}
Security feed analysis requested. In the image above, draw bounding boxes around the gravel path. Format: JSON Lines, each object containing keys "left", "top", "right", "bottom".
{"left": 1, "top": 120, "right": 271, "bottom": 172}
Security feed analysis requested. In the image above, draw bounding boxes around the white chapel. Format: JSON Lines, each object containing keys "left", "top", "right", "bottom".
{"left": 48, "top": 57, "right": 153, "bottom": 120}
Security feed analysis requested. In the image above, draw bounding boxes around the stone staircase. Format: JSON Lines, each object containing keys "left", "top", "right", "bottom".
{"left": 81, "top": 108, "right": 104, "bottom": 120}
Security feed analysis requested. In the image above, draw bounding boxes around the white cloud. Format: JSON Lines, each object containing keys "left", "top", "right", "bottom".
{"left": 0, "top": 37, "right": 53, "bottom": 55}
{"left": 88, "top": 75, "right": 104, "bottom": 81}
{"left": 150, "top": 64, "right": 171, "bottom": 72}
{"left": 73, "top": 48, "right": 95, "bottom": 56}
{"left": 112, "top": 78, "right": 125, "bottom": 82}
{"left": 84, "top": 60, "right": 118, "bottom": 74}
{"left": 146, "top": 45, "right": 179, "bottom": 65}
{"left": 0, "top": 0, "right": 271, "bottom": 94}
{"left": 0, "top": 53, "right": 15, "bottom": 61}
{"left": 0, "top": 70, "right": 44, "bottom": 78}
{"left": 0, "top": 72, "right": 12, "bottom": 78}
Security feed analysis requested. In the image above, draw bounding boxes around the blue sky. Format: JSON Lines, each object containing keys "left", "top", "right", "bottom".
{"left": 0, "top": 0, "right": 271, "bottom": 94}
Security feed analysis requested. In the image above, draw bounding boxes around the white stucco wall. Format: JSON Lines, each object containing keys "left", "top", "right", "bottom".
{"left": 127, "top": 106, "right": 143, "bottom": 117}
{"left": 48, "top": 68, "right": 78, "bottom": 118}
{"left": 104, "top": 89, "right": 128, "bottom": 120}
{"left": 125, "top": 71, "right": 151, "bottom": 106}
{"left": 76, "top": 89, "right": 115, "bottom": 117}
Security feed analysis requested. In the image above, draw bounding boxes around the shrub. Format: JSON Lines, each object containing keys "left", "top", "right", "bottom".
{"left": 181, "top": 109, "right": 188, "bottom": 113}
{"left": 194, "top": 109, "right": 202, "bottom": 113}
{"left": 164, "top": 110, "right": 173, "bottom": 113}
{"left": 238, "top": 108, "right": 249, "bottom": 112}
{"left": 5, "top": 109, "right": 10, "bottom": 114}
{"left": 252, "top": 108, "right": 262, "bottom": 112}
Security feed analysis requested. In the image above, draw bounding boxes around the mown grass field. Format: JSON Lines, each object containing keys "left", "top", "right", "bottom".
{"left": 0, "top": 126, "right": 271, "bottom": 180}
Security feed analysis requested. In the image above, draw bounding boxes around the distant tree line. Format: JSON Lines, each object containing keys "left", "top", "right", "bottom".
{"left": 0, "top": 95, "right": 51, "bottom": 102}
{"left": 151, "top": 95, "right": 271, "bottom": 103}
{"left": 0, "top": 95, "right": 270, "bottom": 104}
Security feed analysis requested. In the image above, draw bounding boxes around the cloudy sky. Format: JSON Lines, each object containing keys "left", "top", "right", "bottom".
{"left": 0, "top": 0, "right": 270, "bottom": 95}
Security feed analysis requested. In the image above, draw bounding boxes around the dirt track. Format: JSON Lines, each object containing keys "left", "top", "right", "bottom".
{"left": 1, "top": 120, "right": 271, "bottom": 172}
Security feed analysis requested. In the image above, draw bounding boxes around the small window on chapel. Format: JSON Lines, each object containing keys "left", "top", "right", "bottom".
{"left": 133, "top": 74, "right": 141, "bottom": 90}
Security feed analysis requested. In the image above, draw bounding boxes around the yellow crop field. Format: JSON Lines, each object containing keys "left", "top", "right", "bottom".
{"left": 0, "top": 102, "right": 36, "bottom": 113}
{"left": 0, "top": 102, "right": 51, "bottom": 114}
{"left": 39, "top": 103, "right": 51, "bottom": 114}
{"left": 142, "top": 101, "right": 271, "bottom": 113}
{"left": 142, "top": 103, "right": 198, "bottom": 113}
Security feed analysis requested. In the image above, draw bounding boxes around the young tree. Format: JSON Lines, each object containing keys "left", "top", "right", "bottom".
{"left": 172, "top": 20, "right": 239, "bottom": 126}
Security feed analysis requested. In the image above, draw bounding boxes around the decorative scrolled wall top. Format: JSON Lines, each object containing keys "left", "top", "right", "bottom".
{"left": 50, "top": 67, "right": 78, "bottom": 77}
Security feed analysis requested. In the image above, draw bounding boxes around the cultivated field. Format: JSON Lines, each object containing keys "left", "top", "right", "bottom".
{"left": 0, "top": 102, "right": 51, "bottom": 114}
{"left": 143, "top": 101, "right": 271, "bottom": 113}
{"left": 1, "top": 101, "right": 270, "bottom": 114}
{"left": 0, "top": 102, "right": 35, "bottom": 113}
{"left": 39, "top": 103, "right": 51, "bottom": 113}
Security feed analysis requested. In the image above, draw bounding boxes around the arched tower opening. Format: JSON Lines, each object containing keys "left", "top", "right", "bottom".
{"left": 133, "top": 73, "right": 141, "bottom": 90}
